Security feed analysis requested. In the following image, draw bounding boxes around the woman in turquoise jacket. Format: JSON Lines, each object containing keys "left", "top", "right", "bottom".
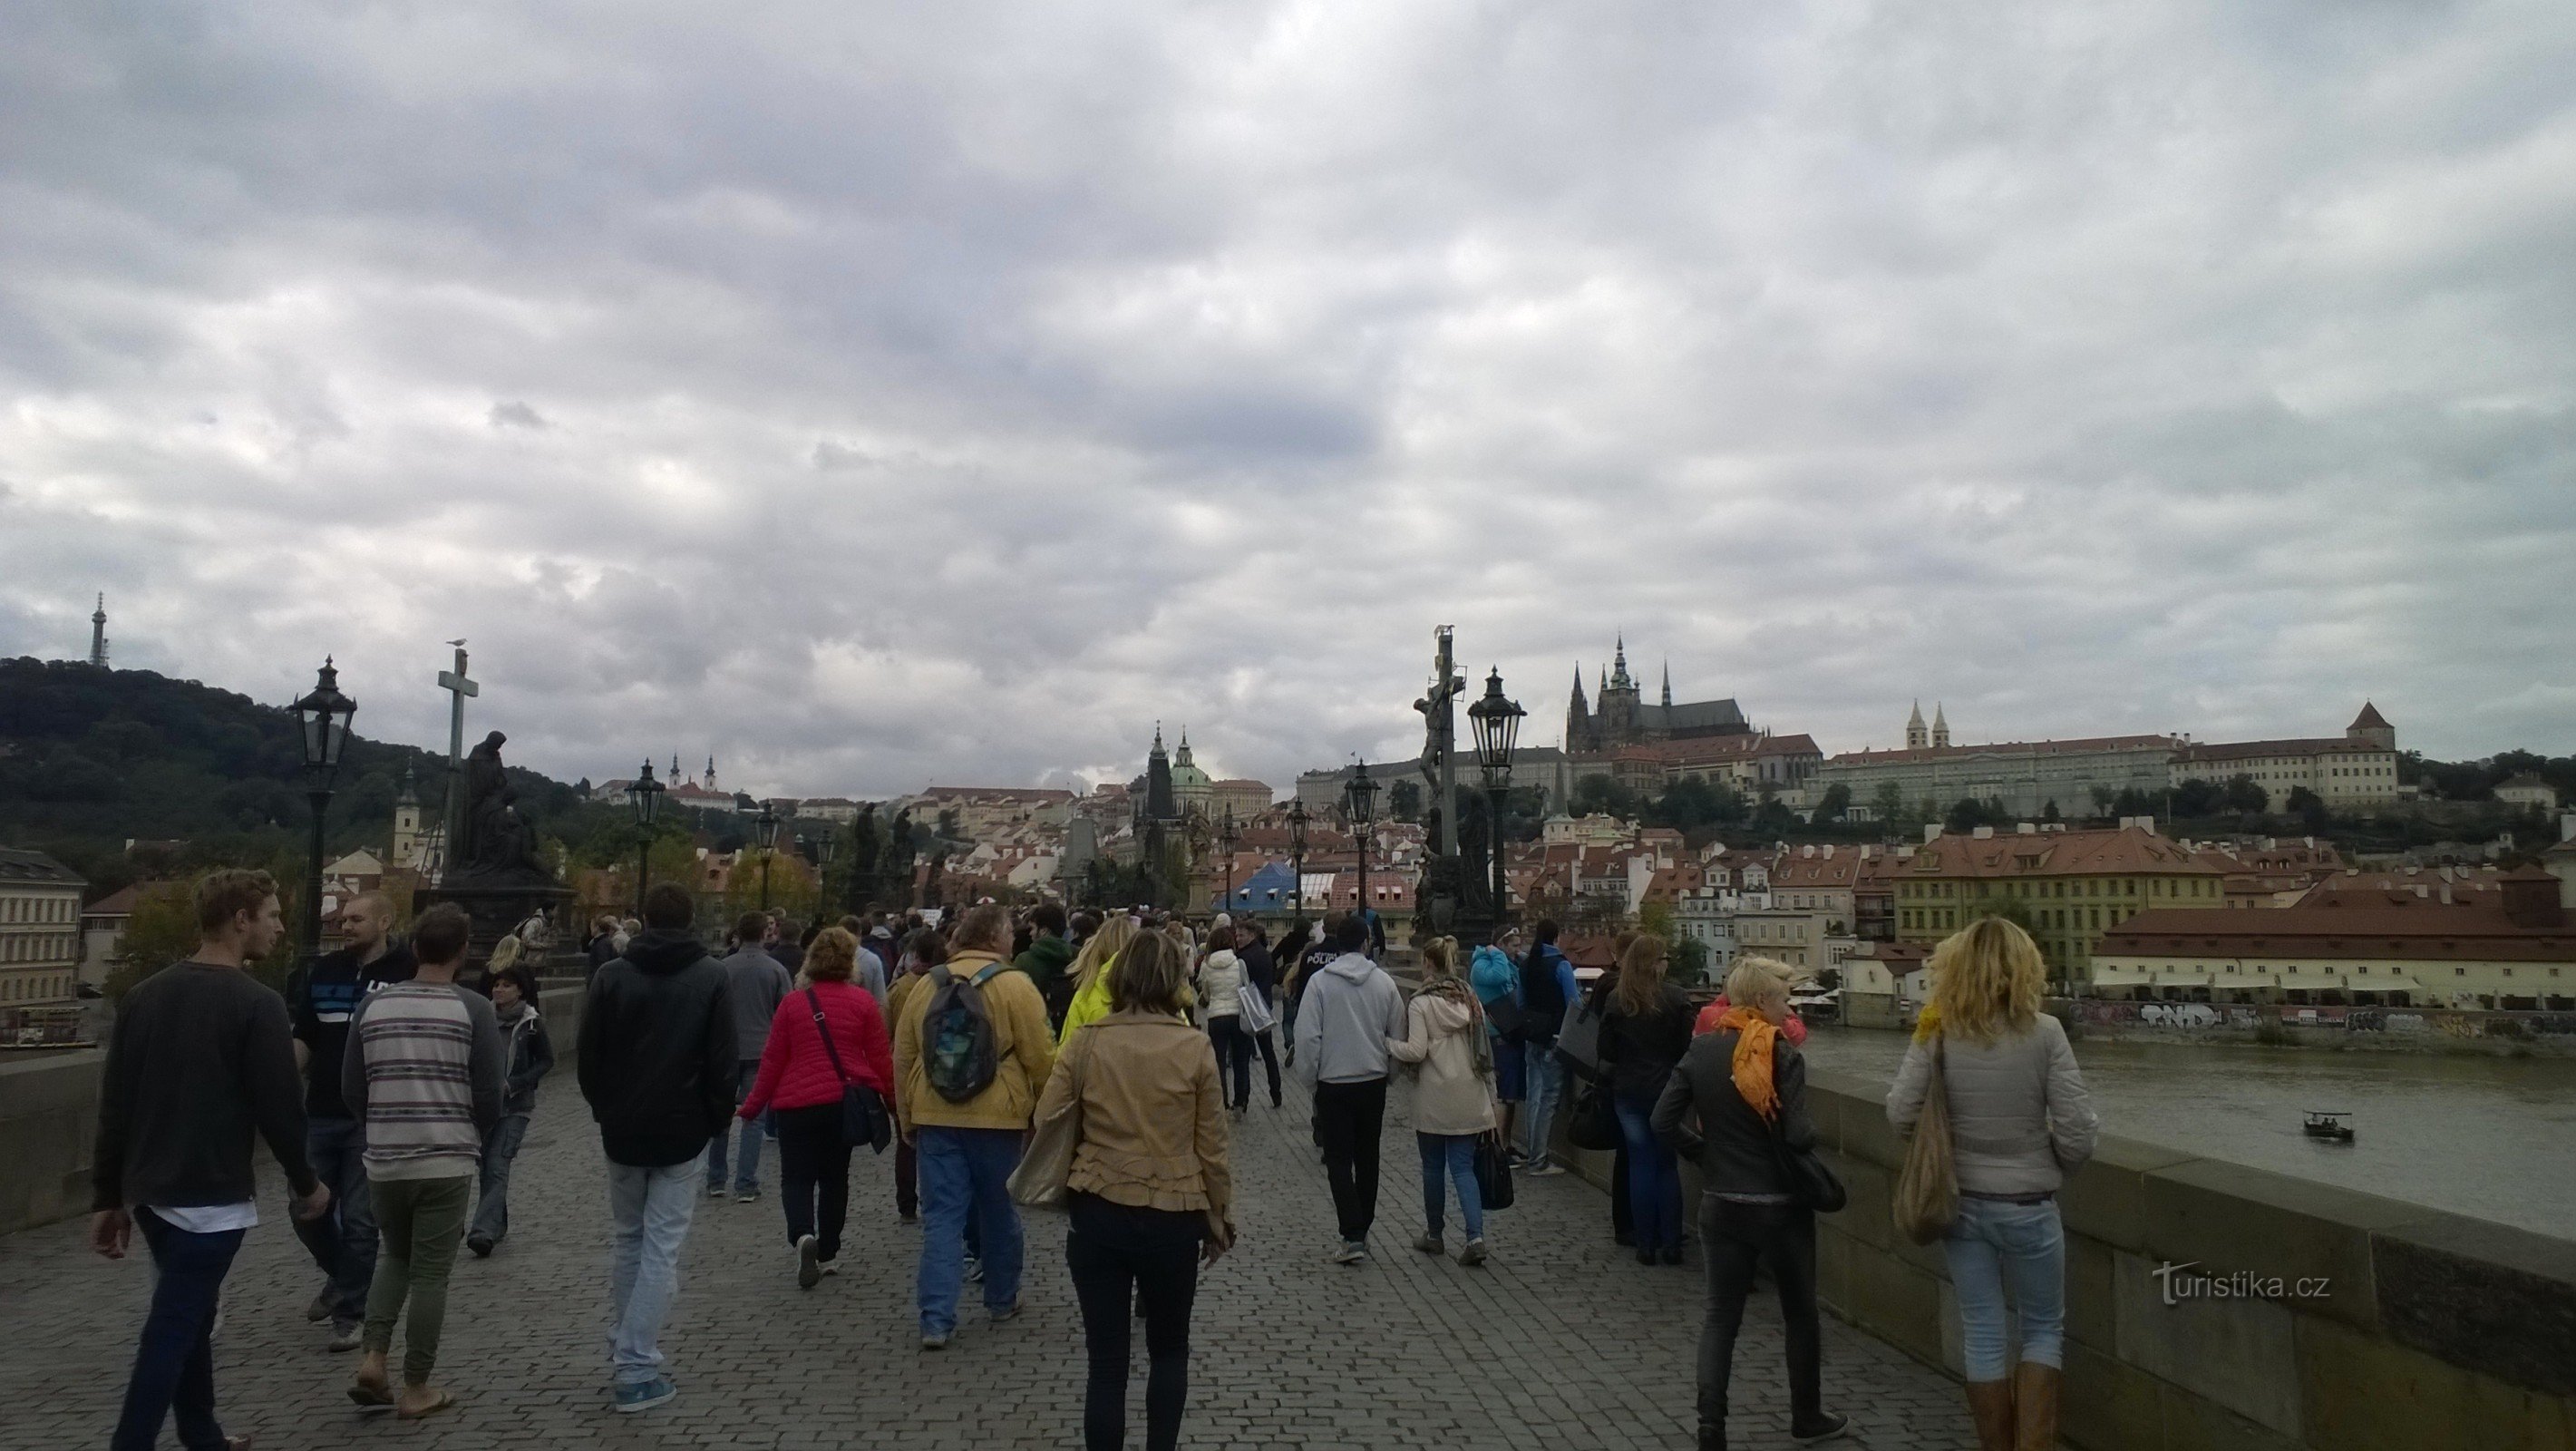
{"left": 1467, "top": 927, "right": 1526, "bottom": 1154}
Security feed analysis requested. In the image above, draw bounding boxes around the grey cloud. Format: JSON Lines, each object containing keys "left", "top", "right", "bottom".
{"left": 490, "top": 401, "right": 546, "bottom": 429}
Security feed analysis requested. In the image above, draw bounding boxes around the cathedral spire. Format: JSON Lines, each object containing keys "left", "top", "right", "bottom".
{"left": 88, "top": 593, "right": 109, "bottom": 669}
{"left": 1931, "top": 703, "right": 1949, "bottom": 749}
{"left": 1906, "top": 701, "right": 1928, "bottom": 751}
{"left": 1661, "top": 659, "right": 1672, "bottom": 709}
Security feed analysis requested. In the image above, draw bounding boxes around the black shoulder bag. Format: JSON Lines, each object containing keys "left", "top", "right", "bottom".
{"left": 1766, "top": 1040, "right": 1845, "bottom": 1213}
{"left": 807, "top": 987, "right": 892, "bottom": 1153}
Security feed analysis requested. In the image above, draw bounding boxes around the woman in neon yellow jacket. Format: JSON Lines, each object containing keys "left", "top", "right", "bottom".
{"left": 1057, "top": 914, "right": 1140, "bottom": 1044}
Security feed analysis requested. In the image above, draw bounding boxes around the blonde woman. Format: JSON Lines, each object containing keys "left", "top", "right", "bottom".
{"left": 1057, "top": 915, "right": 1142, "bottom": 1045}
{"left": 1031, "top": 930, "right": 1232, "bottom": 1451}
{"left": 1653, "top": 957, "right": 1847, "bottom": 1450}
{"left": 1886, "top": 918, "right": 2096, "bottom": 1451}
{"left": 1385, "top": 937, "right": 1496, "bottom": 1266}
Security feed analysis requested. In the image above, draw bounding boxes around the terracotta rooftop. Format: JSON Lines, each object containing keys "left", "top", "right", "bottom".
{"left": 1909, "top": 827, "right": 2221, "bottom": 879}
{"left": 1829, "top": 734, "right": 2182, "bottom": 766}
{"left": 2174, "top": 736, "right": 2385, "bottom": 762}
{"left": 2102, "top": 902, "right": 2576, "bottom": 962}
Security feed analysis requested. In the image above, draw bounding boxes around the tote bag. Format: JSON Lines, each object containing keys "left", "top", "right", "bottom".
{"left": 1892, "top": 1036, "right": 1959, "bottom": 1244}
{"left": 1237, "top": 981, "right": 1277, "bottom": 1035}
{"left": 1008, "top": 1029, "right": 1090, "bottom": 1211}
{"left": 1475, "top": 1129, "right": 1516, "bottom": 1211}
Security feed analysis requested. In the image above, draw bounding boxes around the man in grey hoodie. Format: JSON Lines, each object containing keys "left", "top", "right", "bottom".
{"left": 1291, "top": 914, "right": 1407, "bottom": 1264}
{"left": 706, "top": 912, "right": 792, "bottom": 1202}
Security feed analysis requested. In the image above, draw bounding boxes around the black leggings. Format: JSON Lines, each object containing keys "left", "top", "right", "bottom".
{"left": 1697, "top": 1198, "right": 1822, "bottom": 1434}
{"left": 1209, "top": 1017, "right": 1253, "bottom": 1107}
{"left": 1067, "top": 1193, "right": 1201, "bottom": 1451}
{"left": 773, "top": 1104, "right": 853, "bottom": 1261}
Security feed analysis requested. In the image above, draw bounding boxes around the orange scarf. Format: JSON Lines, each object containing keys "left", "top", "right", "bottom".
{"left": 1718, "top": 1006, "right": 1781, "bottom": 1121}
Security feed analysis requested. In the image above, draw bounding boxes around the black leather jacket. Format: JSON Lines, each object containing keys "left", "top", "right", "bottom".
{"left": 1651, "top": 1027, "right": 1817, "bottom": 1198}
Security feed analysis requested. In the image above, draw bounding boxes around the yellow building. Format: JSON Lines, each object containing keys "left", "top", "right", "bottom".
{"left": 2171, "top": 703, "right": 2402, "bottom": 809}
{"left": 1894, "top": 824, "right": 2225, "bottom": 983}
{"left": 1, "top": 848, "right": 86, "bottom": 1008}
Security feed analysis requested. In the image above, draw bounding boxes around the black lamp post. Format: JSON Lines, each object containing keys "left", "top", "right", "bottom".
{"left": 753, "top": 801, "right": 782, "bottom": 912}
{"left": 1286, "top": 796, "right": 1309, "bottom": 924}
{"left": 1467, "top": 667, "right": 1526, "bottom": 937}
{"left": 630, "top": 760, "right": 664, "bottom": 917}
{"left": 813, "top": 830, "right": 836, "bottom": 917}
{"left": 289, "top": 658, "right": 358, "bottom": 960}
{"left": 1217, "top": 806, "right": 1240, "bottom": 916}
{"left": 1344, "top": 760, "right": 1378, "bottom": 941}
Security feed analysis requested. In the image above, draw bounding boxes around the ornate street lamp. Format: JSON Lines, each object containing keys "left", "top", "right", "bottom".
{"left": 1344, "top": 760, "right": 1378, "bottom": 947}
{"left": 1467, "top": 667, "right": 1527, "bottom": 933}
{"left": 1217, "top": 805, "right": 1241, "bottom": 916}
{"left": 813, "top": 830, "right": 837, "bottom": 916}
{"left": 289, "top": 658, "right": 358, "bottom": 959}
{"left": 630, "top": 760, "right": 664, "bottom": 917}
{"left": 1286, "top": 796, "right": 1309, "bottom": 924}
{"left": 753, "top": 800, "right": 782, "bottom": 912}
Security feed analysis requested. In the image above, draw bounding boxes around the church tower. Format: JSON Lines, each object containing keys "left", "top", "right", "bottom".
{"left": 704, "top": 755, "right": 718, "bottom": 791}
{"left": 1906, "top": 701, "right": 1928, "bottom": 751}
{"left": 1661, "top": 660, "right": 1673, "bottom": 710}
{"left": 1566, "top": 665, "right": 1592, "bottom": 752}
{"left": 88, "top": 595, "right": 109, "bottom": 668}
{"left": 392, "top": 763, "right": 427, "bottom": 871}
{"left": 1931, "top": 704, "right": 1950, "bottom": 749}
{"left": 1144, "top": 726, "right": 1179, "bottom": 823}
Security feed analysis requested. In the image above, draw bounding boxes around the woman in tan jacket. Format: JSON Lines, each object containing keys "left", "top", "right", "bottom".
{"left": 1031, "top": 930, "right": 1233, "bottom": 1451}
{"left": 1387, "top": 937, "right": 1497, "bottom": 1266}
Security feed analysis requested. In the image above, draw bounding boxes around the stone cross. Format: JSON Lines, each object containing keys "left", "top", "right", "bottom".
{"left": 436, "top": 640, "right": 478, "bottom": 880}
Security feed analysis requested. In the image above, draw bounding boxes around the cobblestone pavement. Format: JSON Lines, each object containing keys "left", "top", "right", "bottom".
{"left": 0, "top": 1078, "right": 1976, "bottom": 1449}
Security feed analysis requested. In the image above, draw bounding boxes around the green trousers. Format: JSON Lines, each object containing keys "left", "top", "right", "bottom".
{"left": 363, "top": 1174, "right": 473, "bottom": 1383}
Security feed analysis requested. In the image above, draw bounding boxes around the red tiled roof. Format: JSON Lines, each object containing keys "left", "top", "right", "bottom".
{"left": 1830, "top": 734, "right": 2182, "bottom": 766}
{"left": 2350, "top": 702, "right": 2391, "bottom": 731}
{"left": 1909, "top": 827, "right": 2220, "bottom": 879}
{"left": 2102, "top": 903, "right": 2576, "bottom": 962}
{"left": 2176, "top": 737, "right": 2384, "bottom": 763}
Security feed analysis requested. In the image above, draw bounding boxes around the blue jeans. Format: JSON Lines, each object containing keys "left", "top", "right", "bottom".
{"left": 1521, "top": 1044, "right": 1563, "bottom": 1168}
{"left": 608, "top": 1157, "right": 705, "bottom": 1386}
{"left": 703, "top": 1060, "right": 763, "bottom": 1192}
{"left": 1614, "top": 1089, "right": 1684, "bottom": 1251}
{"left": 289, "top": 1115, "right": 376, "bottom": 1324}
{"left": 916, "top": 1126, "right": 1025, "bottom": 1336}
{"left": 1944, "top": 1196, "right": 2067, "bottom": 1381}
{"left": 471, "top": 1114, "right": 530, "bottom": 1245}
{"left": 113, "top": 1208, "right": 245, "bottom": 1451}
{"left": 1416, "top": 1133, "right": 1482, "bottom": 1242}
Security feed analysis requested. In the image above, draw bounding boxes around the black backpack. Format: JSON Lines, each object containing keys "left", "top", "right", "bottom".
{"left": 921, "top": 961, "right": 1009, "bottom": 1103}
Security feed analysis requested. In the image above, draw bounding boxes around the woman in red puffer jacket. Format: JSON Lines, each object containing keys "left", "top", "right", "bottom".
{"left": 741, "top": 926, "right": 894, "bottom": 1288}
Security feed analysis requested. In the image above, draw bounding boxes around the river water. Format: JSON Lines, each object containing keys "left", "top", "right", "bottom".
{"left": 1801, "top": 1027, "right": 2576, "bottom": 1241}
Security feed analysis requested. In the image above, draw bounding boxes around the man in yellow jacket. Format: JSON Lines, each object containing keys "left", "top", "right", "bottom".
{"left": 893, "top": 903, "right": 1055, "bottom": 1349}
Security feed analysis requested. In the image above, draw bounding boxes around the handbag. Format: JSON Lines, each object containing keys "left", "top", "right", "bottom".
{"left": 1567, "top": 1077, "right": 1622, "bottom": 1152}
{"left": 1007, "top": 1027, "right": 1089, "bottom": 1211}
{"left": 806, "top": 988, "right": 892, "bottom": 1153}
{"left": 1892, "top": 1036, "right": 1959, "bottom": 1244}
{"left": 1768, "top": 1105, "right": 1847, "bottom": 1214}
{"left": 1475, "top": 1129, "right": 1515, "bottom": 1211}
{"left": 1237, "top": 980, "right": 1276, "bottom": 1035}
{"left": 1555, "top": 993, "right": 1606, "bottom": 1080}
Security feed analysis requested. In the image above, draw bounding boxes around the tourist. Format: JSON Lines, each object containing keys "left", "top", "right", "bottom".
{"left": 1695, "top": 991, "right": 1808, "bottom": 1045}
{"left": 93, "top": 869, "right": 331, "bottom": 1451}
{"left": 709, "top": 912, "right": 793, "bottom": 1203}
{"left": 1654, "top": 956, "right": 1849, "bottom": 1450}
{"left": 1886, "top": 919, "right": 2096, "bottom": 1451}
{"left": 885, "top": 927, "right": 949, "bottom": 1224}
{"left": 1599, "top": 934, "right": 1694, "bottom": 1266}
{"left": 577, "top": 881, "right": 737, "bottom": 1414}
{"left": 1291, "top": 913, "right": 1407, "bottom": 1264}
{"left": 1033, "top": 930, "right": 1234, "bottom": 1451}
{"left": 1516, "top": 920, "right": 1580, "bottom": 1176}
{"left": 1193, "top": 926, "right": 1252, "bottom": 1115}
{"left": 1013, "top": 901, "right": 1077, "bottom": 1029}
{"left": 836, "top": 914, "right": 891, "bottom": 1009}
{"left": 1386, "top": 936, "right": 1495, "bottom": 1266}
{"left": 586, "top": 915, "right": 624, "bottom": 977}
{"left": 772, "top": 916, "right": 806, "bottom": 978}
{"left": 738, "top": 926, "right": 894, "bottom": 1290}
{"left": 467, "top": 965, "right": 554, "bottom": 1257}
{"left": 343, "top": 903, "right": 505, "bottom": 1420}
{"left": 1467, "top": 926, "right": 1525, "bottom": 1156}
{"left": 1281, "top": 918, "right": 1329, "bottom": 1067}
{"left": 1235, "top": 920, "right": 1284, "bottom": 1108}
{"left": 893, "top": 903, "right": 1056, "bottom": 1349}
{"left": 617, "top": 917, "right": 639, "bottom": 955}
{"left": 1057, "top": 913, "right": 1142, "bottom": 1044}
{"left": 287, "top": 888, "right": 414, "bottom": 1351}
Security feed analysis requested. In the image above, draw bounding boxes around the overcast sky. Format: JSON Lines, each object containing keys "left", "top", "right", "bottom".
{"left": 5, "top": 2, "right": 2572, "bottom": 797}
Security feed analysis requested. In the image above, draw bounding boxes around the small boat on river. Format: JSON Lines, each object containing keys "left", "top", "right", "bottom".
{"left": 2303, "top": 1110, "right": 2357, "bottom": 1144}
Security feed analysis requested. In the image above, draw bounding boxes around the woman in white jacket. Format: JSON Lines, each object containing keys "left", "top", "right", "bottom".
{"left": 1193, "top": 927, "right": 1253, "bottom": 1115}
{"left": 1387, "top": 937, "right": 1497, "bottom": 1266}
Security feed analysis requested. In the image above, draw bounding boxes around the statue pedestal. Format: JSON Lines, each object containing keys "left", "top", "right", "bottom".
{"left": 416, "top": 879, "right": 574, "bottom": 975}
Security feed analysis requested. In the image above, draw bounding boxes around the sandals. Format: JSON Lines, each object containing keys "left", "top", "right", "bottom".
{"left": 397, "top": 1388, "right": 458, "bottom": 1421}
{"left": 347, "top": 1380, "right": 395, "bottom": 1415}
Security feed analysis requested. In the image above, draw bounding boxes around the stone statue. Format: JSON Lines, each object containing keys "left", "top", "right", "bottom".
{"left": 458, "top": 730, "right": 509, "bottom": 866}
{"left": 450, "top": 732, "right": 551, "bottom": 885}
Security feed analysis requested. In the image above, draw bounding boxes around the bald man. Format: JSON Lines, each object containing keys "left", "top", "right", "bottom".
{"left": 287, "top": 891, "right": 417, "bottom": 1349}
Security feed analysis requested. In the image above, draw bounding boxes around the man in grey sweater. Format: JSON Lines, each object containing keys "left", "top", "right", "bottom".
{"left": 1290, "top": 913, "right": 1407, "bottom": 1264}
{"left": 707, "top": 912, "right": 792, "bottom": 1201}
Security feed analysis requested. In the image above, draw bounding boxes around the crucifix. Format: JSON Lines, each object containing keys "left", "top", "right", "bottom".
{"left": 437, "top": 640, "right": 479, "bottom": 881}
{"left": 1414, "top": 624, "right": 1464, "bottom": 859}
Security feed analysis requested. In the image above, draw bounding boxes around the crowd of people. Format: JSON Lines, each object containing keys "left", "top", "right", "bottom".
{"left": 89, "top": 865, "right": 2090, "bottom": 1451}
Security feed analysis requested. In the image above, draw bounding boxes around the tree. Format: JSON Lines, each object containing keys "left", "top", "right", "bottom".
{"left": 2171, "top": 778, "right": 2222, "bottom": 818}
{"left": 107, "top": 881, "right": 199, "bottom": 1000}
{"left": 2040, "top": 799, "right": 2061, "bottom": 824}
{"left": 1871, "top": 781, "right": 1906, "bottom": 826}
{"left": 1814, "top": 784, "right": 1852, "bottom": 823}
{"left": 2087, "top": 785, "right": 2117, "bottom": 819}
{"left": 1571, "top": 774, "right": 1643, "bottom": 820}
{"left": 1669, "top": 933, "right": 1711, "bottom": 988}
{"left": 1946, "top": 797, "right": 1995, "bottom": 833}
{"left": 1388, "top": 780, "right": 1424, "bottom": 823}
{"left": 2285, "top": 786, "right": 2328, "bottom": 833}
{"left": 2220, "top": 774, "right": 2269, "bottom": 814}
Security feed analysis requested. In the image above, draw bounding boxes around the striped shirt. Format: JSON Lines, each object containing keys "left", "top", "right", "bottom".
{"left": 345, "top": 981, "right": 505, "bottom": 1181}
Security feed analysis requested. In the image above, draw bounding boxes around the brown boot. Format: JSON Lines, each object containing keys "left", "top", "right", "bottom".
{"left": 1964, "top": 1379, "right": 2014, "bottom": 1451}
{"left": 2013, "top": 1363, "right": 2061, "bottom": 1450}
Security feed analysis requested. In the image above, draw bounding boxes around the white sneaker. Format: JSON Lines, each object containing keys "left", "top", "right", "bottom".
{"left": 1331, "top": 1241, "right": 1367, "bottom": 1265}
{"left": 796, "top": 1234, "right": 821, "bottom": 1290}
